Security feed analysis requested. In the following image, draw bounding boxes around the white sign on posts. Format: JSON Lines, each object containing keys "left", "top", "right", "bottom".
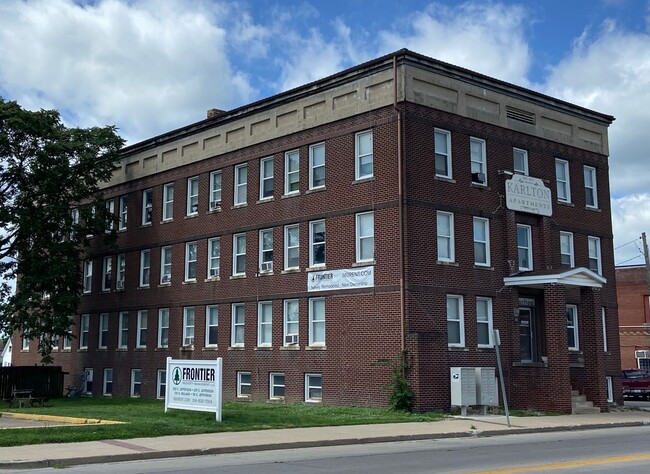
{"left": 505, "top": 174, "right": 552, "bottom": 216}
{"left": 307, "top": 266, "right": 374, "bottom": 292}
{"left": 165, "top": 357, "right": 223, "bottom": 422}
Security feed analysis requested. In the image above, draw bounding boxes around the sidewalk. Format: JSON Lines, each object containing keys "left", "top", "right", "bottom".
{"left": 2, "top": 410, "right": 650, "bottom": 470}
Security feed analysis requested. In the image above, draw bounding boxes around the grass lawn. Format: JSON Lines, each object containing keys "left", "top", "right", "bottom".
{"left": 0, "top": 397, "right": 445, "bottom": 447}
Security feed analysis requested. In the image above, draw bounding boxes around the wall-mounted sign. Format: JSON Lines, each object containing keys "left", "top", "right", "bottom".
{"left": 307, "top": 266, "right": 374, "bottom": 292}
{"left": 505, "top": 174, "right": 552, "bottom": 216}
{"left": 165, "top": 357, "right": 222, "bottom": 421}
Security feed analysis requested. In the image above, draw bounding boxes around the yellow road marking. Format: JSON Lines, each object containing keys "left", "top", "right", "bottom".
{"left": 470, "top": 453, "right": 650, "bottom": 473}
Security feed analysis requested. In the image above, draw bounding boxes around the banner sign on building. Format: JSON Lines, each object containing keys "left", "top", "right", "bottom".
{"left": 505, "top": 174, "right": 552, "bottom": 216}
{"left": 307, "top": 266, "right": 374, "bottom": 292}
{"left": 165, "top": 357, "right": 222, "bottom": 422}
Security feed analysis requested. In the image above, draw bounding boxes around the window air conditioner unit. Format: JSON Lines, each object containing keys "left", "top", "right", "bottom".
{"left": 209, "top": 268, "right": 219, "bottom": 277}
{"left": 116, "top": 279, "right": 124, "bottom": 289}
{"left": 471, "top": 172, "right": 486, "bottom": 184}
{"left": 161, "top": 274, "right": 171, "bottom": 283}
{"left": 261, "top": 261, "right": 273, "bottom": 272}
{"left": 184, "top": 337, "right": 194, "bottom": 347}
{"left": 285, "top": 334, "right": 298, "bottom": 345}
{"left": 635, "top": 350, "right": 650, "bottom": 359}
{"left": 210, "top": 200, "right": 221, "bottom": 210}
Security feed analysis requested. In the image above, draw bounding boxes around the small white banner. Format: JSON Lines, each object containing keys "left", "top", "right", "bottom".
{"left": 165, "top": 357, "right": 223, "bottom": 422}
{"left": 307, "top": 266, "right": 374, "bottom": 292}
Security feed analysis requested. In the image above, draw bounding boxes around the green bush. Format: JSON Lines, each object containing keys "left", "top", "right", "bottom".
{"left": 387, "top": 351, "right": 414, "bottom": 412}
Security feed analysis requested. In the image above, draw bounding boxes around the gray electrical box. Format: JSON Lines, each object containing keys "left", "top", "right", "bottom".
{"left": 476, "top": 367, "right": 498, "bottom": 406}
{"left": 450, "top": 367, "right": 477, "bottom": 407}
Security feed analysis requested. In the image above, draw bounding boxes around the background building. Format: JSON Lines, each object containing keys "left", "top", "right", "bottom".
{"left": 617, "top": 265, "right": 650, "bottom": 369}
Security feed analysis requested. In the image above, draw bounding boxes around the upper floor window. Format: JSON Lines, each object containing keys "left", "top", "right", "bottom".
{"left": 142, "top": 189, "right": 153, "bottom": 225}
{"left": 447, "top": 295, "right": 464, "bottom": 347}
{"left": 309, "top": 143, "right": 325, "bottom": 189}
{"left": 210, "top": 171, "right": 222, "bottom": 210}
{"left": 183, "top": 307, "right": 195, "bottom": 346}
{"left": 476, "top": 297, "right": 493, "bottom": 347}
{"left": 160, "top": 246, "right": 172, "bottom": 284}
{"left": 185, "top": 242, "right": 197, "bottom": 281}
{"left": 208, "top": 237, "right": 220, "bottom": 278}
{"left": 102, "top": 256, "right": 112, "bottom": 291}
{"left": 284, "top": 224, "right": 300, "bottom": 270}
{"left": 436, "top": 211, "right": 454, "bottom": 262}
{"left": 259, "top": 229, "right": 273, "bottom": 273}
{"left": 234, "top": 164, "right": 248, "bottom": 206}
{"left": 231, "top": 303, "right": 245, "bottom": 347}
{"left": 118, "top": 195, "right": 128, "bottom": 230}
{"left": 584, "top": 166, "right": 598, "bottom": 208}
{"left": 309, "top": 220, "right": 326, "bottom": 267}
{"left": 258, "top": 301, "right": 272, "bottom": 347}
{"left": 80, "top": 314, "right": 90, "bottom": 349}
{"left": 83, "top": 259, "right": 93, "bottom": 293}
{"left": 517, "top": 224, "right": 532, "bottom": 271}
{"left": 355, "top": 130, "right": 373, "bottom": 180}
{"left": 206, "top": 305, "right": 219, "bottom": 347}
{"left": 139, "top": 250, "right": 150, "bottom": 287}
{"left": 566, "top": 305, "right": 579, "bottom": 350}
{"left": 284, "top": 150, "right": 300, "bottom": 195}
{"left": 473, "top": 217, "right": 490, "bottom": 266}
{"left": 260, "top": 157, "right": 274, "bottom": 200}
{"left": 116, "top": 254, "right": 125, "bottom": 290}
{"left": 470, "top": 137, "right": 486, "bottom": 185}
{"left": 105, "top": 199, "right": 115, "bottom": 232}
{"left": 158, "top": 308, "right": 169, "bottom": 348}
{"left": 187, "top": 177, "right": 199, "bottom": 216}
{"left": 356, "top": 211, "right": 374, "bottom": 263}
{"left": 513, "top": 148, "right": 528, "bottom": 175}
{"left": 162, "top": 183, "right": 174, "bottom": 221}
{"left": 555, "top": 159, "right": 571, "bottom": 203}
{"left": 588, "top": 236, "right": 602, "bottom": 274}
{"left": 309, "top": 297, "right": 325, "bottom": 346}
{"left": 136, "top": 310, "right": 147, "bottom": 348}
{"left": 560, "top": 231, "right": 574, "bottom": 267}
{"left": 434, "top": 128, "right": 452, "bottom": 179}
{"left": 118, "top": 312, "right": 128, "bottom": 349}
{"left": 233, "top": 233, "right": 246, "bottom": 276}
{"left": 284, "top": 299, "right": 299, "bottom": 346}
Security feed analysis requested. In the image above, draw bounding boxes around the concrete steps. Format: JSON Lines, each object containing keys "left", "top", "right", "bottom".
{"left": 571, "top": 389, "right": 601, "bottom": 414}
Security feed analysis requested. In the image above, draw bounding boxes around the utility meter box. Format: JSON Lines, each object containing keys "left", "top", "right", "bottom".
{"left": 450, "top": 367, "right": 477, "bottom": 406}
{"left": 476, "top": 367, "right": 498, "bottom": 406}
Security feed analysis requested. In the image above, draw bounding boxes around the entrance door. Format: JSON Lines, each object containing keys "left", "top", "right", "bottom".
{"left": 519, "top": 307, "right": 534, "bottom": 362}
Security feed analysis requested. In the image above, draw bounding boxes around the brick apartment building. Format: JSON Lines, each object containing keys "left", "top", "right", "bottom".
{"left": 616, "top": 265, "right": 650, "bottom": 369}
{"left": 13, "top": 49, "right": 621, "bottom": 413}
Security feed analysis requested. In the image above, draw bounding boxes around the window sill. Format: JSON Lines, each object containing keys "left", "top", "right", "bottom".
{"left": 434, "top": 175, "right": 455, "bottom": 183}
{"left": 282, "top": 192, "right": 300, "bottom": 199}
{"left": 135, "top": 347, "right": 147, "bottom": 351}
{"left": 477, "top": 346, "right": 495, "bottom": 350}
{"left": 470, "top": 182, "right": 489, "bottom": 189}
{"left": 474, "top": 265, "right": 494, "bottom": 271}
{"left": 118, "top": 228, "right": 127, "bottom": 233}
{"left": 447, "top": 346, "right": 468, "bottom": 351}
{"left": 204, "top": 276, "right": 221, "bottom": 282}
{"left": 281, "top": 268, "right": 301, "bottom": 274}
{"left": 229, "top": 346, "right": 245, "bottom": 350}
{"left": 437, "top": 260, "right": 458, "bottom": 267}
{"left": 258, "top": 270, "right": 274, "bottom": 277}
{"left": 184, "top": 213, "right": 198, "bottom": 219}
{"left": 160, "top": 219, "right": 173, "bottom": 224}
{"left": 280, "top": 345, "right": 300, "bottom": 351}
{"left": 202, "top": 346, "right": 218, "bottom": 351}
{"left": 207, "top": 207, "right": 222, "bottom": 214}
{"left": 353, "top": 176, "right": 375, "bottom": 184}
{"left": 97, "top": 348, "right": 107, "bottom": 352}
{"left": 231, "top": 203, "right": 248, "bottom": 210}
{"left": 306, "top": 266, "right": 326, "bottom": 272}
{"left": 306, "top": 345, "right": 326, "bottom": 351}
{"left": 586, "top": 206, "right": 601, "bottom": 212}
{"left": 137, "top": 286, "right": 150, "bottom": 290}
{"left": 180, "top": 345, "right": 194, "bottom": 352}
{"left": 116, "top": 347, "right": 127, "bottom": 352}
{"left": 155, "top": 347, "right": 169, "bottom": 351}
{"left": 140, "top": 223, "right": 152, "bottom": 228}
{"left": 306, "top": 186, "right": 326, "bottom": 194}
{"left": 256, "top": 197, "right": 274, "bottom": 204}
{"left": 255, "top": 346, "right": 272, "bottom": 351}
{"left": 182, "top": 280, "right": 197, "bottom": 285}
{"left": 512, "top": 361, "right": 548, "bottom": 368}
{"left": 353, "top": 260, "right": 375, "bottom": 267}
{"left": 158, "top": 283, "right": 171, "bottom": 288}
{"left": 101, "top": 289, "right": 111, "bottom": 293}
{"left": 62, "top": 348, "right": 71, "bottom": 352}
{"left": 78, "top": 348, "right": 88, "bottom": 352}
{"left": 230, "top": 274, "right": 246, "bottom": 280}
{"left": 557, "top": 200, "right": 575, "bottom": 207}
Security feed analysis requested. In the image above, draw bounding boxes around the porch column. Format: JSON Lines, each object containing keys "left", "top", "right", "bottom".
{"left": 579, "top": 287, "right": 608, "bottom": 409}
{"left": 543, "top": 282, "right": 572, "bottom": 413}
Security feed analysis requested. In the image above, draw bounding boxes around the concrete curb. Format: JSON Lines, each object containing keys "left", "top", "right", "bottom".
{"left": 0, "top": 411, "right": 125, "bottom": 425}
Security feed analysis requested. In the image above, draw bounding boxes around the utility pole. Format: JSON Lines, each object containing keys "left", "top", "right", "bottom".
{"left": 642, "top": 232, "right": 650, "bottom": 324}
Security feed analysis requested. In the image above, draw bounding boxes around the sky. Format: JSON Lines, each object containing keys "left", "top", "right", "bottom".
{"left": 0, "top": 0, "right": 649, "bottom": 267}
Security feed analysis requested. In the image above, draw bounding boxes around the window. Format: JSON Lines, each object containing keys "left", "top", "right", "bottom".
{"left": 559, "top": 231, "right": 575, "bottom": 267}
{"left": 284, "top": 224, "right": 299, "bottom": 270}
{"left": 103, "top": 368, "right": 113, "bottom": 396}
{"left": 98, "top": 313, "right": 108, "bottom": 349}
{"left": 305, "top": 374, "right": 322, "bottom": 402}
{"left": 80, "top": 314, "right": 90, "bottom": 349}
{"left": 476, "top": 297, "right": 493, "bottom": 347}
{"left": 566, "top": 305, "right": 579, "bottom": 350}
{"left": 260, "top": 156, "right": 274, "bottom": 199}
{"left": 142, "top": 189, "right": 153, "bottom": 225}
{"left": 231, "top": 303, "right": 245, "bottom": 347}
{"left": 517, "top": 224, "right": 532, "bottom": 271}
{"left": 83, "top": 368, "right": 93, "bottom": 394}
{"left": 434, "top": 128, "right": 452, "bottom": 178}
{"left": 206, "top": 305, "right": 218, "bottom": 347}
{"left": 436, "top": 212, "right": 454, "bottom": 262}
{"left": 602, "top": 307, "right": 608, "bottom": 352}
{"left": 470, "top": 137, "right": 486, "bottom": 184}
{"left": 157, "top": 369, "right": 166, "bottom": 400}
{"left": 606, "top": 376, "right": 613, "bottom": 403}
{"left": 210, "top": 171, "right": 222, "bottom": 210}
{"left": 63, "top": 317, "right": 73, "bottom": 350}
{"left": 257, "top": 301, "right": 273, "bottom": 347}
{"left": 136, "top": 310, "right": 147, "bottom": 348}
{"left": 83, "top": 259, "right": 93, "bottom": 293}
{"left": 513, "top": 148, "right": 528, "bottom": 175}
{"left": 259, "top": 229, "right": 274, "bottom": 272}
{"left": 588, "top": 236, "right": 602, "bottom": 274}
{"left": 237, "top": 371, "right": 251, "bottom": 397}
{"left": 309, "top": 297, "right": 325, "bottom": 346}
{"left": 119, "top": 195, "right": 128, "bottom": 230}
{"left": 309, "top": 143, "right": 325, "bottom": 189}
{"left": 208, "top": 238, "right": 220, "bottom": 278}
{"left": 309, "top": 220, "right": 326, "bottom": 267}
{"left": 160, "top": 246, "right": 172, "bottom": 284}
{"left": 105, "top": 199, "right": 115, "bottom": 232}
{"left": 284, "top": 150, "right": 299, "bottom": 195}
{"left": 233, "top": 233, "right": 246, "bottom": 276}
{"left": 140, "top": 250, "right": 150, "bottom": 287}
{"left": 185, "top": 242, "right": 197, "bottom": 281}
{"left": 116, "top": 254, "right": 125, "bottom": 290}
{"left": 187, "top": 176, "right": 199, "bottom": 215}
{"left": 270, "top": 373, "right": 285, "bottom": 399}
{"left": 284, "top": 299, "right": 299, "bottom": 346}
{"left": 183, "top": 307, "right": 195, "bottom": 346}
{"left": 355, "top": 130, "right": 373, "bottom": 180}
{"left": 473, "top": 217, "right": 490, "bottom": 266}
{"left": 234, "top": 163, "right": 248, "bottom": 205}
{"left": 356, "top": 211, "right": 374, "bottom": 263}
{"left": 447, "top": 295, "right": 464, "bottom": 347}
{"left": 584, "top": 166, "right": 598, "bottom": 208}
{"left": 102, "top": 257, "right": 112, "bottom": 291}
{"left": 22, "top": 336, "right": 29, "bottom": 351}
{"left": 555, "top": 159, "right": 571, "bottom": 203}
{"left": 71, "top": 207, "right": 80, "bottom": 238}
{"left": 118, "top": 312, "right": 128, "bottom": 348}
{"left": 158, "top": 308, "right": 169, "bottom": 348}
{"left": 131, "top": 369, "right": 142, "bottom": 397}
{"left": 162, "top": 183, "right": 174, "bottom": 221}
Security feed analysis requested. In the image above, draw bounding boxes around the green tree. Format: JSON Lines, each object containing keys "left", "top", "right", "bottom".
{"left": 0, "top": 98, "right": 124, "bottom": 363}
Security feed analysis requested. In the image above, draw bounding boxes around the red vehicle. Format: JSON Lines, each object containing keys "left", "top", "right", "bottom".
{"left": 621, "top": 369, "right": 650, "bottom": 399}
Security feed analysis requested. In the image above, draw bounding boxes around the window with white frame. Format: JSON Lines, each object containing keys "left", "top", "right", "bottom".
{"left": 102, "top": 256, "right": 112, "bottom": 291}
{"left": 517, "top": 224, "right": 533, "bottom": 271}
{"left": 185, "top": 241, "right": 197, "bottom": 281}
{"left": 136, "top": 310, "right": 147, "bottom": 348}
{"left": 602, "top": 307, "right": 608, "bottom": 352}
{"left": 106, "top": 199, "right": 115, "bottom": 232}
{"left": 434, "top": 128, "right": 452, "bottom": 178}
{"left": 162, "top": 183, "right": 174, "bottom": 221}
{"left": 157, "top": 369, "right": 166, "bottom": 399}
{"left": 233, "top": 233, "right": 246, "bottom": 276}
{"left": 142, "top": 189, "right": 153, "bottom": 225}
{"left": 231, "top": 303, "right": 245, "bottom": 347}
{"left": 140, "top": 250, "right": 150, "bottom": 287}
{"left": 103, "top": 368, "right": 113, "bottom": 396}
{"left": 63, "top": 317, "right": 73, "bottom": 350}
{"left": 309, "top": 220, "right": 326, "bottom": 267}
{"left": 447, "top": 295, "right": 464, "bottom": 347}
{"left": 206, "top": 305, "right": 218, "bottom": 346}
{"left": 584, "top": 166, "right": 598, "bottom": 208}
{"left": 237, "top": 371, "right": 251, "bottom": 397}
{"left": 284, "top": 150, "right": 299, "bottom": 195}
{"left": 309, "top": 297, "right": 325, "bottom": 346}
{"left": 305, "top": 374, "right": 322, "bottom": 402}
{"left": 234, "top": 164, "right": 248, "bottom": 206}
{"left": 118, "top": 195, "right": 128, "bottom": 230}
{"left": 83, "top": 368, "right": 93, "bottom": 394}
{"left": 356, "top": 211, "right": 374, "bottom": 263}
{"left": 436, "top": 211, "right": 454, "bottom": 262}
{"left": 187, "top": 176, "right": 199, "bottom": 215}
{"left": 51, "top": 334, "right": 60, "bottom": 351}
{"left": 470, "top": 137, "right": 486, "bottom": 184}
{"left": 70, "top": 207, "right": 80, "bottom": 239}
{"left": 355, "top": 130, "right": 373, "bottom": 180}
{"left": 309, "top": 143, "right": 325, "bottom": 189}
{"left": 270, "top": 373, "right": 285, "bottom": 399}
{"left": 560, "top": 231, "right": 575, "bottom": 267}
{"left": 566, "top": 305, "right": 579, "bottom": 350}
{"left": 116, "top": 254, "right": 125, "bottom": 290}
{"left": 513, "top": 148, "right": 528, "bottom": 175}
{"left": 80, "top": 314, "right": 90, "bottom": 349}
{"left": 284, "top": 224, "right": 299, "bottom": 270}
{"left": 131, "top": 369, "right": 142, "bottom": 397}
{"left": 588, "top": 236, "right": 602, "bottom": 274}
{"left": 258, "top": 301, "right": 272, "bottom": 347}
{"left": 476, "top": 297, "right": 493, "bottom": 347}
{"left": 208, "top": 237, "right": 220, "bottom": 278}
{"left": 284, "top": 299, "right": 299, "bottom": 346}
{"left": 606, "top": 376, "right": 613, "bottom": 402}
{"left": 259, "top": 229, "right": 273, "bottom": 272}
{"left": 260, "top": 156, "right": 274, "bottom": 199}
{"left": 160, "top": 246, "right": 172, "bottom": 284}
{"left": 99, "top": 313, "right": 109, "bottom": 349}
{"left": 555, "top": 159, "right": 571, "bottom": 203}
{"left": 83, "top": 259, "right": 93, "bottom": 293}
{"left": 183, "top": 307, "right": 195, "bottom": 346}
{"left": 22, "top": 335, "right": 29, "bottom": 351}
{"left": 158, "top": 308, "right": 169, "bottom": 348}
{"left": 473, "top": 217, "right": 490, "bottom": 266}
{"left": 118, "top": 312, "right": 128, "bottom": 348}
{"left": 210, "top": 170, "right": 222, "bottom": 210}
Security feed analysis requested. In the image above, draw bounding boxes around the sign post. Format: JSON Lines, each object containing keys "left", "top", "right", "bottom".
{"left": 165, "top": 357, "right": 223, "bottom": 422}
{"left": 493, "top": 330, "right": 510, "bottom": 427}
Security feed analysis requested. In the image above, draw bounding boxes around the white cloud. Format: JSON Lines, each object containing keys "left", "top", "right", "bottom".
{"left": 612, "top": 194, "right": 650, "bottom": 266}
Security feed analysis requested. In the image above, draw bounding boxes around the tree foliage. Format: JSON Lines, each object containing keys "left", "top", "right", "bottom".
{"left": 0, "top": 98, "right": 124, "bottom": 363}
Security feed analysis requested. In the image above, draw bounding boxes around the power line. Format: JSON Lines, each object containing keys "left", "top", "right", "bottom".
{"left": 615, "top": 238, "right": 641, "bottom": 250}
{"left": 616, "top": 255, "right": 644, "bottom": 266}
